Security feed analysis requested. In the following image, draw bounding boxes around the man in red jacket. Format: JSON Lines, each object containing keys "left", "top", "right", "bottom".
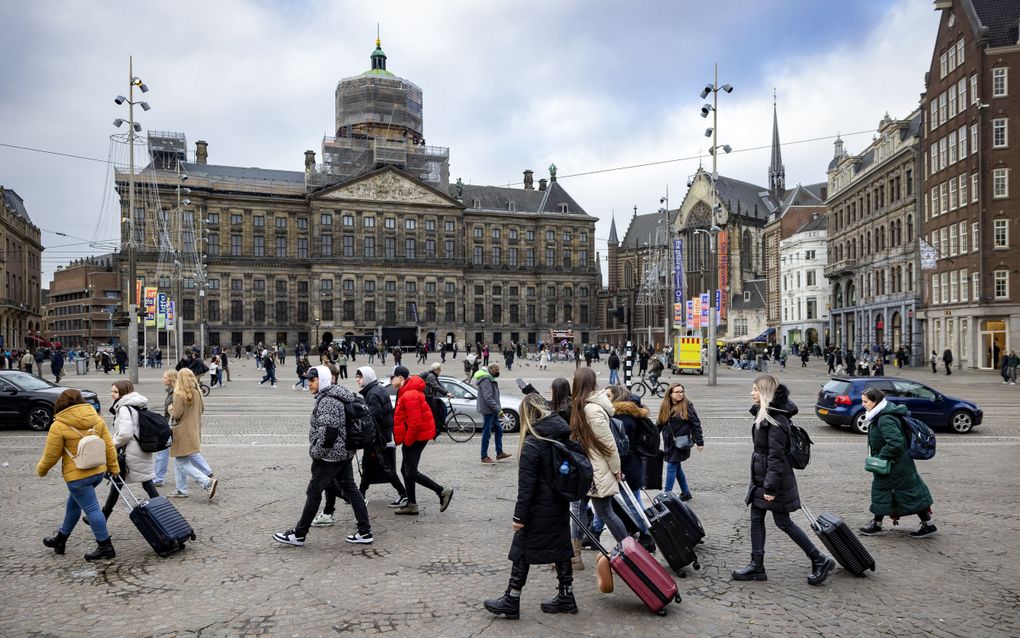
{"left": 391, "top": 366, "right": 454, "bottom": 515}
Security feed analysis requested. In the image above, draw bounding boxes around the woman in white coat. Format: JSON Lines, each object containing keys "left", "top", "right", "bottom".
{"left": 84, "top": 380, "right": 159, "bottom": 525}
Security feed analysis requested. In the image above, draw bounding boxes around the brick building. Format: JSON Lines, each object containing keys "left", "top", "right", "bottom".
{"left": 45, "top": 256, "right": 120, "bottom": 349}
{"left": 920, "top": 0, "right": 1020, "bottom": 370}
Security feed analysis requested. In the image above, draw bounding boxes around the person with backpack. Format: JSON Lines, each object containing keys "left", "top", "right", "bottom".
{"left": 421, "top": 362, "right": 451, "bottom": 438}
{"left": 857, "top": 387, "right": 937, "bottom": 538}
{"left": 942, "top": 348, "right": 953, "bottom": 375}
{"left": 567, "top": 368, "right": 630, "bottom": 562}
{"left": 50, "top": 347, "right": 65, "bottom": 383}
{"left": 260, "top": 349, "right": 277, "bottom": 388}
{"left": 84, "top": 380, "right": 160, "bottom": 526}
{"left": 474, "top": 363, "right": 510, "bottom": 464}
{"left": 483, "top": 393, "right": 577, "bottom": 620}
{"left": 607, "top": 349, "right": 620, "bottom": 385}
{"left": 274, "top": 366, "right": 374, "bottom": 546}
{"left": 36, "top": 389, "right": 121, "bottom": 561}
{"left": 604, "top": 385, "right": 655, "bottom": 551}
{"left": 391, "top": 366, "right": 453, "bottom": 516}
{"left": 294, "top": 355, "right": 311, "bottom": 390}
{"left": 732, "top": 374, "right": 834, "bottom": 585}
{"left": 657, "top": 383, "right": 703, "bottom": 501}
{"left": 354, "top": 366, "right": 407, "bottom": 508}
{"left": 167, "top": 368, "right": 218, "bottom": 499}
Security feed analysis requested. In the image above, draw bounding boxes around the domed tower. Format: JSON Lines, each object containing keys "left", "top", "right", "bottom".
{"left": 334, "top": 36, "right": 424, "bottom": 144}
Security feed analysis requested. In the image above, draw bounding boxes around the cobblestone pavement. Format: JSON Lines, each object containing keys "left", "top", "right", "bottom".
{"left": 2, "top": 355, "right": 1018, "bottom": 637}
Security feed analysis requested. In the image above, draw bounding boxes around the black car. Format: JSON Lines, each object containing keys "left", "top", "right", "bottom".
{"left": 814, "top": 376, "right": 983, "bottom": 434}
{"left": 0, "top": 371, "right": 101, "bottom": 431}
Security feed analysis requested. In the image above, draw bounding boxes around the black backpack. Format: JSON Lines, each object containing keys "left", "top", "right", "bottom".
{"left": 545, "top": 438, "right": 595, "bottom": 502}
{"left": 609, "top": 417, "right": 630, "bottom": 457}
{"left": 129, "top": 406, "right": 173, "bottom": 453}
{"left": 781, "top": 421, "right": 813, "bottom": 470}
{"left": 630, "top": 416, "right": 661, "bottom": 458}
{"left": 343, "top": 396, "right": 377, "bottom": 451}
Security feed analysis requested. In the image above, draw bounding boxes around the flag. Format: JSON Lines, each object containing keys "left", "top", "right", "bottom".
{"left": 919, "top": 238, "right": 937, "bottom": 270}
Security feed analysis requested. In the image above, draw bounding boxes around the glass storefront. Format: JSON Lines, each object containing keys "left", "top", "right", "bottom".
{"left": 979, "top": 319, "right": 1007, "bottom": 369}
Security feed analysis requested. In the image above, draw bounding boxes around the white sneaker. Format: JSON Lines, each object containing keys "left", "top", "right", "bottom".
{"left": 273, "top": 529, "right": 306, "bottom": 546}
{"left": 388, "top": 496, "right": 409, "bottom": 508}
{"left": 311, "top": 513, "right": 335, "bottom": 527}
{"left": 345, "top": 531, "right": 374, "bottom": 544}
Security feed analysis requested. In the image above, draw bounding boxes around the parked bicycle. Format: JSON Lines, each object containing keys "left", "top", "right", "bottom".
{"left": 629, "top": 376, "right": 669, "bottom": 398}
{"left": 444, "top": 397, "right": 477, "bottom": 443}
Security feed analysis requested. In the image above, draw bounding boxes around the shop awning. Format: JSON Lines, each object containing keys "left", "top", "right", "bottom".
{"left": 751, "top": 327, "right": 776, "bottom": 343}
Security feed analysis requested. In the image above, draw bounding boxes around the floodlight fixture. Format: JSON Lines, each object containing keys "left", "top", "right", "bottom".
{"left": 115, "top": 96, "right": 126, "bottom": 105}
{"left": 700, "top": 104, "right": 712, "bottom": 118}
{"left": 699, "top": 85, "right": 712, "bottom": 99}
{"left": 139, "top": 101, "right": 150, "bottom": 111}
{"left": 705, "top": 128, "right": 713, "bottom": 137}
{"left": 721, "top": 84, "right": 733, "bottom": 93}
{"left": 113, "top": 118, "right": 126, "bottom": 127}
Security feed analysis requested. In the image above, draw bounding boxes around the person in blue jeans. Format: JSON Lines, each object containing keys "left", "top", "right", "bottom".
{"left": 657, "top": 383, "right": 704, "bottom": 501}
{"left": 36, "top": 389, "right": 121, "bottom": 561}
{"left": 155, "top": 370, "right": 212, "bottom": 486}
{"left": 474, "top": 364, "right": 511, "bottom": 464}
{"left": 607, "top": 349, "right": 621, "bottom": 385}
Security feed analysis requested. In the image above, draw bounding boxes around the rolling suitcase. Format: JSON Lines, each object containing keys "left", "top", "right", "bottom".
{"left": 111, "top": 479, "right": 196, "bottom": 557}
{"left": 651, "top": 491, "right": 705, "bottom": 546}
{"left": 644, "top": 450, "right": 664, "bottom": 490}
{"left": 643, "top": 496, "right": 700, "bottom": 576}
{"left": 803, "top": 507, "right": 876, "bottom": 577}
{"left": 569, "top": 510, "right": 681, "bottom": 616}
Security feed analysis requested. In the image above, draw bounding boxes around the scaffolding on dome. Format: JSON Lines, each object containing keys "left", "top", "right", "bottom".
{"left": 309, "top": 136, "right": 449, "bottom": 190}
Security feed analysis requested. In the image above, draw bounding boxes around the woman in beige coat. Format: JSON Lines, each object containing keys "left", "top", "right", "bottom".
{"left": 168, "top": 368, "right": 218, "bottom": 499}
{"left": 567, "top": 368, "right": 629, "bottom": 559}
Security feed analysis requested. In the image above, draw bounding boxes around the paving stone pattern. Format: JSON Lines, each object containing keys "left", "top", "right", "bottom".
{"left": 1, "top": 356, "right": 1018, "bottom": 636}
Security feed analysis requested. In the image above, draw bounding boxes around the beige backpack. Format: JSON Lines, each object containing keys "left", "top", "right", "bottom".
{"left": 64, "top": 427, "right": 106, "bottom": 470}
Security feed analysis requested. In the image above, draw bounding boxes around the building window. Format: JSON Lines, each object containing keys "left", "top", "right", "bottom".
{"left": 492, "top": 228, "right": 501, "bottom": 240}
{"left": 959, "top": 174, "right": 968, "bottom": 204}
{"left": 364, "top": 216, "right": 375, "bottom": 228}
{"left": 231, "top": 234, "right": 242, "bottom": 256}
{"left": 425, "top": 219, "right": 435, "bottom": 232}
{"left": 444, "top": 301, "right": 455, "bottom": 323}
{"left": 994, "top": 219, "right": 1009, "bottom": 248}
{"left": 960, "top": 268, "right": 969, "bottom": 302}
{"left": 973, "top": 271, "right": 980, "bottom": 301}
{"left": 526, "top": 229, "right": 535, "bottom": 241}
{"left": 253, "top": 278, "right": 265, "bottom": 291}
{"left": 297, "top": 301, "right": 308, "bottom": 322}
{"left": 297, "top": 237, "right": 308, "bottom": 258}
{"left": 563, "top": 250, "right": 572, "bottom": 269}
{"left": 207, "top": 233, "right": 220, "bottom": 256}
{"left": 950, "top": 270, "right": 959, "bottom": 303}
{"left": 444, "top": 240, "right": 454, "bottom": 259}
{"left": 320, "top": 299, "right": 333, "bottom": 321}
{"left": 321, "top": 234, "right": 333, "bottom": 256}
{"left": 385, "top": 301, "right": 396, "bottom": 323}
{"left": 508, "top": 247, "right": 518, "bottom": 267}
{"left": 298, "top": 281, "right": 308, "bottom": 294}
{"left": 474, "top": 226, "right": 483, "bottom": 239}
{"left": 425, "top": 239, "right": 435, "bottom": 258}
{"left": 342, "top": 300, "right": 354, "bottom": 321}
{"left": 384, "top": 218, "right": 396, "bottom": 230}
{"left": 385, "top": 280, "right": 396, "bottom": 292}
{"left": 342, "top": 235, "right": 354, "bottom": 257}
{"left": 230, "top": 213, "right": 243, "bottom": 225}
{"left": 364, "top": 301, "right": 375, "bottom": 321}
{"left": 405, "top": 218, "right": 416, "bottom": 231}
{"left": 993, "top": 67, "right": 1008, "bottom": 97}
{"left": 343, "top": 279, "right": 355, "bottom": 291}
{"left": 406, "top": 281, "right": 416, "bottom": 293}
{"left": 993, "top": 168, "right": 1009, "bottom": 198}
{"left": 320, "top": 278, "right": 333, "bottom": 291}
{"left": 444, "top": 282, "right": 456, "bottom": 294}
{"left": 321, "top": 213, "right": 332, "bottom": 226}
{"left": 253, "top": 300, "right": 265, "bottom": 322}
{"left": 230, "top": 300, "right": 243, "bottom": 321}
{"left": 405, "top": 239, "right": 416, "bottom": 259}
{"left": 492, "top": 247, "right": 501, "bottom": 265}
{"left": 276, "top": 236, "right": 287, "bottom": 257}
{"left": 253, "top": 215, "right": 264, "bottom": 228}
{"left": 939, "top": 52, "right": 948, "bottom": 79}
{"left": 972, "top": 222, "right": 979, "bottom": 252}
{"left": 276, "top": 279, "right": 287, "bottom": 294}
{"left": 546, "top": 248, "right": 555, "bottom": 267}
{"left": 993, "top": 119, "right": 1008, "bottom": 148}
{"left": 473, "top": 245, "right": 483, "bottom": 265}
{"left": 445, "top": 220, "right": 455, "bottom": 232}
{"left": 526, "top": 249, "right": 535, "bottom": 267}
{"left": 959, "top": 125, "right": 967, "bottom": 159}
{"left": 492, "top": 304, "right": 502, "bottom": 323}
{"left": 364, "top": 280, "right": 375, "bottom": 293}
{"left": 297, "top": 217, "right": 308, "bottom": 230}
{"left": 994, "top": 270, "right": 1009, "bottom": 299}
{"left": 276, "top": 301, "right": 288, "bottom": 323}
{"left": 364, "top": 237, "right": 375, "bottom": 258}
{"left": 275, "top": 216, "right": 285, "bottom": 229}
{"left": 253, "top": 235, "right": 264, "bottom": 257}
{"left": 959, "top": 221, "right": 968, "bottom": 253}
{"left": 559, "top": 203, "right": 568, "bottom": 213}
{"left": 474, "top": 304, "right": 484, "bottom": 322}
{"left": 972, "top": 173, "right": 979, "bottom": 203}
{"left": 385, "top": 237, "right": 396, "bottom": 258}
{"left": 949, "top": 224, "right": 958, "bottom": 255}
{"left": 342, "top": 214, "right": 354, "bottom": 227}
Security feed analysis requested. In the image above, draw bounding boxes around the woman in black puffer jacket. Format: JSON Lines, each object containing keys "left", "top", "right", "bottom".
{"left": 732, "top": 374, "right": 835, "bottom": 586}
{"left": 484, "top": 394, "right": 577, "bottom": 620}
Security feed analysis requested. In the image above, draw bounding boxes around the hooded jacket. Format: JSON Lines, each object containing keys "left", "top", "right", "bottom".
{"left": 612, "top": 399, "right": 649, "bottom": 489}
{"left": 509, "top": 413, "right": 573, "bottom": 565}
{"left": 37, "top": 403, "right": 119, "bottom": 482}
{"left": 582, "top": 390, "right": 620, "bottom": 498}
{"left": 867, "top": 401, "right": 933, "bottom": 517}
{"left": 357, "top": 366, "right": 394, "bottom": 443}
{"left": 393, "top": 375, "right": 435, "bottom": 445}
{"left": 111, "top": 391, "right": 155, "bottom": 483}
{"left": 472, "top": 368, "right": 501, "bottom": 415}
{"left": 747, "top": 384, "right": 801, "bottom": 513}
{"left": 308, "top": 382, "right": 359, "bottom": 462}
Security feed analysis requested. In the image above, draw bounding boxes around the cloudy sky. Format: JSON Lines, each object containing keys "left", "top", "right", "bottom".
{"left": 0, "top": 0, "right": 939, "bottom": 285}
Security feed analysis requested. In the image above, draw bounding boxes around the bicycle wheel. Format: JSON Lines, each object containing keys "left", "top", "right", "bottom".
{"left": 200, "top": 383, "right": 210, "bottom": 397}
{"left": 629, "top": 381, "right": 647, "bottom": 398}
{"left": 446, "top": 413, "right": 477, "bottom": 442}
{"left": 654, "top": 382, "right": 670, "bottom": 398}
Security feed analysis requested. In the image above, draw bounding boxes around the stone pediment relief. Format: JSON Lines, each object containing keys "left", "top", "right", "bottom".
{"left": 317, "top": 171, "right": 454, "bottom": 207}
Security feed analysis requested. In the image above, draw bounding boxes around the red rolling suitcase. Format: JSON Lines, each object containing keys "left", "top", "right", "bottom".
{"left": 569, "top": 510, "right": 681, "bottom": 616}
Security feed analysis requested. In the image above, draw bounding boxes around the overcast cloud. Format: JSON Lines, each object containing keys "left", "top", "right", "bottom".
{"left": 0, "top": 0, "right": 938, "bottom": 285}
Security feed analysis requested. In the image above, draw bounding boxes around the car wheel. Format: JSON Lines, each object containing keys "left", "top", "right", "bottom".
{"left": 500, "top": 410, "right": 520, "bottom": 433}
{"left": 852, "top": 411, "right": 870, "bottom": 435}
{"left": 949, "top": 410, "right": 974, "bottom": 434}
{"left": 27, "top": 404, "right": 54, "bottom": 431}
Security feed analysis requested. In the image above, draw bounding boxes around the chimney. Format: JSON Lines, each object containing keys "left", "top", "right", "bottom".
{"left": 523, "top": 169, "right": 534, "bottom": 190}
{"left": 538, "top": 178, "right": 547, "bottom": 191}
{"left": 304, "top": 150, "right": 316, "bottom": 172}
{"left": 195, "top": 140, "right": 208, "bottom": 165}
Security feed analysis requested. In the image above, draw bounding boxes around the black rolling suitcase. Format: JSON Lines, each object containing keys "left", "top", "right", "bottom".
{"left": 803, "top": 507, "right": 875, "bottom": 577}
{"left": 644, "top": 451, "right": 664, "bottom": 490}
{"left": 111, "top": 479, "right": 196, "bottom": 557}
{"left": 652, "top": 491, "right": 705, "bottom": 546}
{"left": 643, "top": 497, "right": 700, "bottom": 576}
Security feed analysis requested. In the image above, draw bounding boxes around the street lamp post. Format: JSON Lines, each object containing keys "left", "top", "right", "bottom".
{"left": 698, "top": 63, "right": 733, "bottom": 386}
{"left": 114, "top": 56, "right": 149, "bottom": 384}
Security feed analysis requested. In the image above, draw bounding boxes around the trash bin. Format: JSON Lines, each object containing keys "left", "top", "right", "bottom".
{"left": 76, "top": 358, "right": 87, "bottom": 375}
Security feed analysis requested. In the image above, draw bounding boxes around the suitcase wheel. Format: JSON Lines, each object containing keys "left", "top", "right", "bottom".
{"left": 656, "top": 608, "right": 668, "bottom": 617}
{"left": 190, "top": 532, "right": 197, "bottom": 541}
{"left": 676, "top": 569, "right": 687, "bottom": 578}
{"left": 674, "top": 594, "right": 683, "bottom": 604}
{"left": 693, "top": 561, "right": 701, "bottom": 570}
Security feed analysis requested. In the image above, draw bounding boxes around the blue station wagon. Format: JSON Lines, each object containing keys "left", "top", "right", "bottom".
{"left": 814, "top": 376, "right": 982, "bottom": 435}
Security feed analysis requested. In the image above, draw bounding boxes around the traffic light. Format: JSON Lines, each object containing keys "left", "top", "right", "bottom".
{"left": 615, "top": 306, "right": 626, "bottom": 323}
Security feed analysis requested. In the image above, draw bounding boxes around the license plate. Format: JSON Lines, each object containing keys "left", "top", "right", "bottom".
{"left": 817, "top": 409, "right": 829, "bottom": 415}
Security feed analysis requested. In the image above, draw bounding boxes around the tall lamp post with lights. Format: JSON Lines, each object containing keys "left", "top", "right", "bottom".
{"left": 698, "top": 63, "right": 733, "bottom": 386}
{"left": 113, "top": 56, "right": 150, "bottom": 384}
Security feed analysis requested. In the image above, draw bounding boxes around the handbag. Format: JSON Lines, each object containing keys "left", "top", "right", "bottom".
{"left": 864, "top": 455, "right": 890, "bottom": 475}
{"left": 673, "top": 434, "right": 694, "bottom": 451}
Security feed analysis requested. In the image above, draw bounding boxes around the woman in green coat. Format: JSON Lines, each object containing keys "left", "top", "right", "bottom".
{"left": 858, "top": 387, "right": 937, "bottom": 538}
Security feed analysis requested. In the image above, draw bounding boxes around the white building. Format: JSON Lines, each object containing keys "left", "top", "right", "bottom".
{"left": 780, "top": 214, "right": 828, "bottom": 350}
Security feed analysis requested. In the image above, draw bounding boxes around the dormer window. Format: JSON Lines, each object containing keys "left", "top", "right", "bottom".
{"left": 508, "top": 201, "right": 516, "bottom": 212}
{"left": 744, "top": 291, "right": 751, "bottom": 302}
{"left": 559, "top": 203, "right": 568, "bottom": 213}
{"left": 473, "top": 198, "right": 481, "bottom": 209}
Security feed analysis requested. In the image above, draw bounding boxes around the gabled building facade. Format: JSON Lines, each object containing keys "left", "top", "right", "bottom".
{"left": 779, "top": 214, "right": 829, "bottom": 349}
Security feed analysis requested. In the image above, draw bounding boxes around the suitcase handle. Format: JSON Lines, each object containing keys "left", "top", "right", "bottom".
{"left": 801, "top": 505, "right": 819, "bottom": 531}
{"left": 615, "top": 480, "right": 652, "bottom": 529}
{"left": 568, "top": 509, "right": 612, "bottom": 560}
{"left": 107, "top": 475, "right": 146, "bottom": 513}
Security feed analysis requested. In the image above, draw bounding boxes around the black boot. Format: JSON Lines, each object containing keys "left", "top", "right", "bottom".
{"left": 83, "top": 538, "right": 116, "bottom": 562}
{"left": 42, "top": 531, "right": 69, "bottom": 555}
{"left": 541, "top": 559, "right": 578, "bottom": 614}
{"left": 483, "top": 589, "right": 521, "bottom": 620}
{"left": 807, "top": 554, "right": 835, "bottom": 586}
{"left": 731, "top": 554, "right": 767, "bottom": 581}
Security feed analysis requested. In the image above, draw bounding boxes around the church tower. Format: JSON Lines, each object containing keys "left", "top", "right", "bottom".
{"left": 607, "top": 214, "right": 620, "bottom": 291}
{"left": 768, "top": 95, "right": 785, "bottom": 197}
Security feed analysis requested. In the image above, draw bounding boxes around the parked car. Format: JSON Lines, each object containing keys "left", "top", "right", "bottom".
{"left": 814, "top": 376, "right": 982, "bottom": 434}
{"left": 382, "top": 375, "right": 522, "bottom": 433}
{"left": 0, "top": 370, "right": 102, "bottom": 431}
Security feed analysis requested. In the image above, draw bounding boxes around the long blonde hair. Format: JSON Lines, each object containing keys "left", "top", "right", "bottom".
{"left": 657, "top": 383, "right": 690, "bottom": 424}
{"left": 175, "top": 368, "right": 199, "bottom": 405}
{"left": 518, "top": 393, "right": 551, "bottom": 449}
{"left": 753, "top": 374, "right": 779, "bottom": 426}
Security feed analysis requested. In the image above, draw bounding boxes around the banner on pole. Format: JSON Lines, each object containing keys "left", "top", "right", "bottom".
{"left": 672, "top": 239, "right": 685, "bottom": 305}
{"left": 157, "top": 293, "right": 167, "bottom": 329}
{"left": 674, "top": 303, "right": 684, "bottom": 326}
{"left": 700, "top": 292, "right": 710, "bottom": 326}
{"left": 919, "top": 238, "right": 937, "bottom": 270}
{"left": 717, "top": 231, "right": 728, "bottom": 320}
{"left": 686, "top": 300, "right": 695, "bottom": 328}
{"left": 715, "top": 289, "right": 721, "bottom": 327}
{"left": 167, "top": 301, "right": 175, "bottom": 328}
{"left": 144, "top": 287, "right": 157, "bottom": 327}
{"left": 692, "top": 297, "right": 702, "bottom": 329}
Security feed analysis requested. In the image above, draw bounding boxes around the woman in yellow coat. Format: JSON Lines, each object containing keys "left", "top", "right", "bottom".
{"left": 168, "top": 368, "right": 218, "bottom": 499}
{"left": 36, "top": 389, "right": 120, "bottom": 561}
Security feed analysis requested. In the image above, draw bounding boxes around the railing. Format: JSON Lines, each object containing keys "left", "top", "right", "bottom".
{"left": 823, "top": 259, "right": 858, "bottom": 278}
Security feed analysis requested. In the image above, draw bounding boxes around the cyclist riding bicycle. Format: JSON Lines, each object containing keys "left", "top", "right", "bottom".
{"left": 647, "top": 354, "right": 665, "bottom": 386}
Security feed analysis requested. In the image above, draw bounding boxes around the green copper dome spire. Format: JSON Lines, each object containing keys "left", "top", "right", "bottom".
{"left": 363, "top": 30, "right": 396, "bottom": 77}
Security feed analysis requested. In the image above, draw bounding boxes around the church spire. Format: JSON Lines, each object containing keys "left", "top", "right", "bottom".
{"left": 371, "top": 28, "right": 387, "bottom": 71}
{"left": 608, "top": 213, "right": 619, "bottom": 246}
{"left": 768, "top": 89, "right": 785, "bottom": 197}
